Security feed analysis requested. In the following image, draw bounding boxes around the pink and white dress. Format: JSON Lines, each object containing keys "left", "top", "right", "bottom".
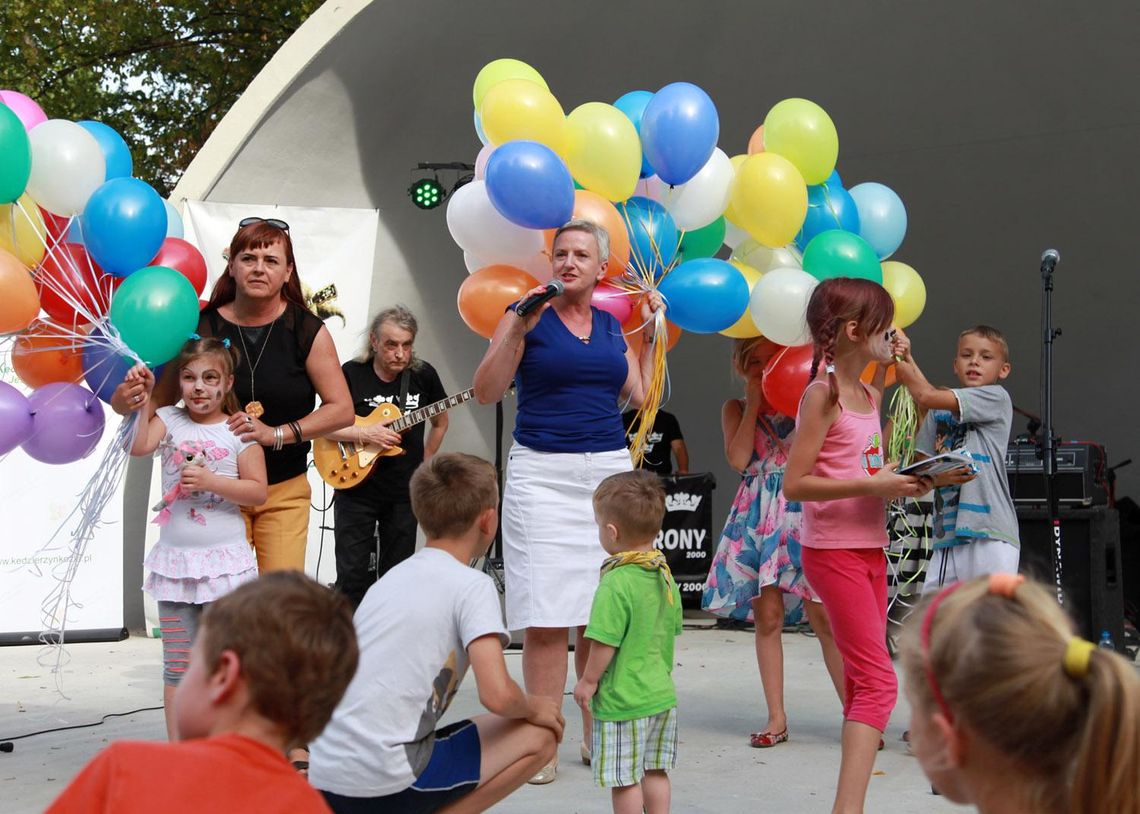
{"left": 143, "top": 406, "right": 258, "bottom": 604}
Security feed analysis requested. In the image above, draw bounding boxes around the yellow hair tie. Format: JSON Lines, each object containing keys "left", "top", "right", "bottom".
{"left": 1063, "top": 637, "right": 1095, "bottom": 678}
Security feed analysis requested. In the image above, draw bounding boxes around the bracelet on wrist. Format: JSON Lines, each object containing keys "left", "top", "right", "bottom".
{"left": 272, "top": 426, "right": 284, "bottom": 451}
{"left": 289, "top": 420, "right": 303, "bottom": 444}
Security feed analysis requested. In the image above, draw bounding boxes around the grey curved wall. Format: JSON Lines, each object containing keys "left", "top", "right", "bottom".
{"left": 200, "top": 0, "right": 1140, "bottom": 529}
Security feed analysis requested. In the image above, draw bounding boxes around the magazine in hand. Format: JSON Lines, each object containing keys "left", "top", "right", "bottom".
{"left": 898, "top": 451, "right": 976, "bottom": 478}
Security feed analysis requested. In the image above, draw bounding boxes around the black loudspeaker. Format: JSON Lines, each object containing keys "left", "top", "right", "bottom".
{"left": 1016, "top": 507, "right": 1125, "bottom": 651}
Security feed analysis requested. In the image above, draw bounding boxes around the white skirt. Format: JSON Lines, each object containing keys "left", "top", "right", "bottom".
{"left": 502, "top": 443, "right": 632, "bottom": 629}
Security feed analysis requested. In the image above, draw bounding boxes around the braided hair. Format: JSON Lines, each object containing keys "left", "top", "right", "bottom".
{"left": 805, "top": 278, "right": 894, "bottom": 405}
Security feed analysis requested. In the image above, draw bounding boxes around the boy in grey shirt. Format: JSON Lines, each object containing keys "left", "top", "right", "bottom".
{"left": 894, "top": 325, "right": 1020, "bottom": 590}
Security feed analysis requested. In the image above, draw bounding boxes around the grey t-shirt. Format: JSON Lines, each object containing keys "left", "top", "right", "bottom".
{"left": 915, "top": 384, "right": 1019, "bottom": 550}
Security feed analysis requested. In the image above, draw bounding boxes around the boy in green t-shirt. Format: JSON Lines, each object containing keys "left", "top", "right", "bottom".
{"left": 573, "top": 470, "right": 683, "bottom": 814}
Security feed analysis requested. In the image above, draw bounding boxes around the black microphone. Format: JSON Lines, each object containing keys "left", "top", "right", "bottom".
{"left": 1040, "top": 249, "right": 1060, "bottom": 275}
{"left": 515, "top": 279, "right": 565, "bottom": 317}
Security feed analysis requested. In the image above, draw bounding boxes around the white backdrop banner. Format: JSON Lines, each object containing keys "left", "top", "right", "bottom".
{"left": 0, "top": 388, "right": 126, "bottom": 640}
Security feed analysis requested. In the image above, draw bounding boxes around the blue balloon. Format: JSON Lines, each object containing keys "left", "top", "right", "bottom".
{"left": 485, "top": 140, "right": 574, "bottom": 230}
{"left": 657, "top": 258, "right": 750, "bottom": 333}
{"left": 82, "top": 178, "right": 167, "bottom": 277}
{"left": 849, "top": 182, "right": 907, "bottom": 259}
{"left": 81, "top": 326, "right": 163, "bottom": 404}
{"left": 613, "top": 90, "right": 656, "bottom": 179}
{"left": 640, "top": 82, "right": 719, "bottom": 186}
{"left": 78, "top": 120, "right": 133, "bottom": 180}
{"left": 163, "top": 199, "right": 184, "bottom": 239}
{"left": 617, "top": 197, "right": 678, "bottom": 279}
{"left": 795, "top": 172, "right": 860, "bottom": 251}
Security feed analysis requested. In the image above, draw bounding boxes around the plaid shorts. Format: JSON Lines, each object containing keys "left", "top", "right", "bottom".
{"left": 591, "top": 707, "right": 678, "bottom": 788}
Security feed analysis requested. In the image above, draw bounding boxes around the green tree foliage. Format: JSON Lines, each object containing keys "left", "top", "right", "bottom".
{"left": 0, "top": 0, "right": 322, "bottom": 196}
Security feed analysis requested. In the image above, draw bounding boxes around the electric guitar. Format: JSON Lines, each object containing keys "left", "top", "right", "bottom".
{"left": 313, "top": 387, "right": 479, "bottom": 489}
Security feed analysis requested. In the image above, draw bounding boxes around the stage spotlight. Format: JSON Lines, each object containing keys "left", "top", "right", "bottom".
{"left": 409, "top": 177, "right": 445, "bottom": 210}
{"left": 407, "top": 162, "right": 475, "bottom": 211}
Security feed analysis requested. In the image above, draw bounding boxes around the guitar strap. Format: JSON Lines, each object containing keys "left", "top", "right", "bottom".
{"left": 397, "top": 368, "right": 411, "bottom": 411}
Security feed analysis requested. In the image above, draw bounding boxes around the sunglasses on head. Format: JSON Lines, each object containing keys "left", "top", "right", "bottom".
{"left": 239, "top": 216, "right": 290, "bottom": 232}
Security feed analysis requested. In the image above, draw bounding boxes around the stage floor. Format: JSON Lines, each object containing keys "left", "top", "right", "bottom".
{"left": 1, "top": 622, "right": 958, "bottom": 813}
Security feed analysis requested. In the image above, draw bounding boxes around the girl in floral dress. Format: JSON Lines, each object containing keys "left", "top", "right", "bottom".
{"left": 703, "top": 338, "right": 845, "bottom": 748}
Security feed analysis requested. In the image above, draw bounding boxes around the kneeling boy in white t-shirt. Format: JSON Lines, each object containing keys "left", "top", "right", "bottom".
{"left": 310, "top": 453, "right": 563, "bottom": 813}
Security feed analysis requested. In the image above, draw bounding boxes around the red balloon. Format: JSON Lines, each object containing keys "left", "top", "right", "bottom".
{"left": 38, "top": 207, "right": 72, "bottom": 246}
{"left": 150, "top": 237, "right": 207, "bottom": 295}
{"left": 762, "top": 343, "right": 815, "bottom": 418}
{"left": 35, "top": 244, "right": 115, "bottom": 326}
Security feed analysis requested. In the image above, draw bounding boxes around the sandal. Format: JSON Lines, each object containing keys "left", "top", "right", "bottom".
{"left": 580, "top": 743, "right": 592, "bottom": 766}
{"left": 749, "top": 728, "right": 789, "bottom": 748}
{"left": 527, "top": 758, "right": 557, "bottom": 785}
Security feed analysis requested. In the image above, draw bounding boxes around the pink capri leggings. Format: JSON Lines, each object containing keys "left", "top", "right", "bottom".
{"left": 800, "top": 546, "right": 897, "bottom": 732}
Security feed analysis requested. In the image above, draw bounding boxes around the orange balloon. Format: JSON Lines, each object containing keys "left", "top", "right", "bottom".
{"left": 0, "top": 246, "right": 40, "bottom": 334}
{"left": 12, "top": 319, "right": 86, "bottom": 388}
{"left": 543, "top": 190, "right": 631, "bottom": 278}
{"left": 623, "top": 311, "right": 682, "bottom": 353}
{"left": 457, "top": 265, "right": 540, "bottom": 339}
{"left": 747, "top": 124, "right": 766, "bottom": 155}
{"left": 860, "top": 361, "right": 898, "bottom": 388}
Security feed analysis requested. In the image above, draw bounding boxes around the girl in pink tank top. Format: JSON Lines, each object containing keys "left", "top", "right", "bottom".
{"left": 783, "top": 279, "right": 929, "bottom": 814}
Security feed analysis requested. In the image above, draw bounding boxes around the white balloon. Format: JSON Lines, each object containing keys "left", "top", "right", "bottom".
{"left": 163, "top": 199, "right": 184, "bottom": 239}
{"left": 463, "top": 251, "right": 488, "bottom": 274}
{"left": 722, "top": 220, "right": 751, "bottom": 250}
{"left": 749, "top": 267, "right": 818, "bottom": 346}
{"left": 731, "top": 240, "right": 803, "bottom": 274}
{"left": 27, "top": 119, "right": 106, "bottom": 216}
{"left": 661, "top": 148, "right": 733, "bottom": 231}
{"left": 446, "top": 180, "right": 543, "bottom": 264}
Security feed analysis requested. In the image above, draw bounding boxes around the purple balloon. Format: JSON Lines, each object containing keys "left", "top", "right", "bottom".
{"left": 23, "top": 383, "right": 106, "bottom": 464}
{"left": 0, "top": 381, "right": 34, "bottom": 455}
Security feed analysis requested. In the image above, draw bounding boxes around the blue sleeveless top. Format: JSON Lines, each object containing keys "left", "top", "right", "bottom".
{"left": 513, "top": 305, "right": 629, "bottom": 453}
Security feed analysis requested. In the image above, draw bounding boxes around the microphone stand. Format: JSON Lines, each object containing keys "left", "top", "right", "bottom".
{"left": 1040, "top": 252, "right": 1063, "bottom": 605}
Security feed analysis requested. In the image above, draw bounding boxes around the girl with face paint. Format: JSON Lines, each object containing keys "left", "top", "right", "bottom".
{"left": 782, "top": 278, "right": 929, "bottom": 814}
{"left": 126, "top": 338, "right": 269, "bottom": 740}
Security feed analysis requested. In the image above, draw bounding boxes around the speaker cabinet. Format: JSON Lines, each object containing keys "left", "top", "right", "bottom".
{"left": 1016, "top": 507, "right": 1125, "bottom": 650}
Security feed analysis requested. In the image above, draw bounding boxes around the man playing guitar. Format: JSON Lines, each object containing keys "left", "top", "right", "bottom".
{"left": 324, "top": 305, "right": 448, "bottom": 608}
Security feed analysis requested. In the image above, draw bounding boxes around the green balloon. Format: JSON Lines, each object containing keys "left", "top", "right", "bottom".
{"left": 109, "top": 266, "right": 201, "bottom": 365}
{"left": 0, "top": 104, "right": 32, "bottom": 204}
{"left": 678, "top": 216, "right": 726, "bottom": 261}
{"left": 802, "top": 229, "right": 882, "bottom": 283}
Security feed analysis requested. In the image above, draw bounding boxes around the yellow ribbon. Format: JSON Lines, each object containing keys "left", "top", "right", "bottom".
{"left": 1062, "top": 637, "right": 1095, "bottom": 678}
{"left": 601, "top": 550, "right": 676, "bottom": 606}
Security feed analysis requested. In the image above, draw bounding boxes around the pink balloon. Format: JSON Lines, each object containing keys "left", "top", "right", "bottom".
{"left": 591, "top": 281, "right": 634, "bottom": 324}
{"left": 474, "top": 145, "right": 494, "bottom": 180}
{"left": 0, "top": 90, "right": 48, "bottom": 131}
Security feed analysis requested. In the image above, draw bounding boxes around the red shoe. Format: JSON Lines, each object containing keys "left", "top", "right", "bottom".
{"left": 749, "top": 728, "right": 789, "bottom": 748}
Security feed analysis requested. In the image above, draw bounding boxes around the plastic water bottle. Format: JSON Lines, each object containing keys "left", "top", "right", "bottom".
{"left": 1098, "top": 630, "right": 1115, "bottom": 651}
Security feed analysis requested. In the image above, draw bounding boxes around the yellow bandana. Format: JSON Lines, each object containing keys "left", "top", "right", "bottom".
{"left": 600, "top": 550, "right": 676, "bottom": 606}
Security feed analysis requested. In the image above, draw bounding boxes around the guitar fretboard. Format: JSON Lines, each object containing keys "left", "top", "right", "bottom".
{"left": 390, "top": 388, "right": 476, "bottom": 432}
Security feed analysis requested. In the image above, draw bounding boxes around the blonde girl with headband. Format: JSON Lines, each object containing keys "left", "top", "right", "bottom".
{"left": 126, "top": 336, "right": 268, "bottom": 739}
{"left": 900, "top": 573, "right": 1140, "bottom": 814}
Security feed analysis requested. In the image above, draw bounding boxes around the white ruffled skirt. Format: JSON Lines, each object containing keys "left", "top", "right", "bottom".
{"left": 143, "top": 540, "right": 258, "bottom": 604}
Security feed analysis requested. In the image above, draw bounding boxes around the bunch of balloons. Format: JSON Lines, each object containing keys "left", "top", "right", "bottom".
{"left": 448, "top": 60, "right": 927, "bottom": 414}
{"left": 0, "top": 90, "right": 205, "bottom": 464}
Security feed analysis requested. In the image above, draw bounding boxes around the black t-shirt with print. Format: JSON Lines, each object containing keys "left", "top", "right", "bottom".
{"left": 622, "top": 409, "right": 684, "bottom": 476}
{"left": 340, "top": 359, "right": 447, "bottom": 499}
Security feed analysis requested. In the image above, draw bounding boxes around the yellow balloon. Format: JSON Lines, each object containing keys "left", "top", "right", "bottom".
{"left": 723, "top": 153, "right": 750, "bottom": 229}
{"left": 0, "top": 194, "right": 47, "bottom": 267}
{"left": 729, "top": 153, "right": 808, "bottom": 248}
{"left": 763, "top": 98, "right": 839, "bottom": 185}
{"left": 479, "top": 79, "right": 567, "bottom": 156}
{"left": 720, "top": 261, "right": 764, "bottom": 338}
{"left": 881, "top": 260, "right": 926, "bottom": 328}
{"left": 565, "top": 103, "right": 641, "bottom": 202}
{"left": 472, "top": 58, "right": 548, "bottom": 110}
